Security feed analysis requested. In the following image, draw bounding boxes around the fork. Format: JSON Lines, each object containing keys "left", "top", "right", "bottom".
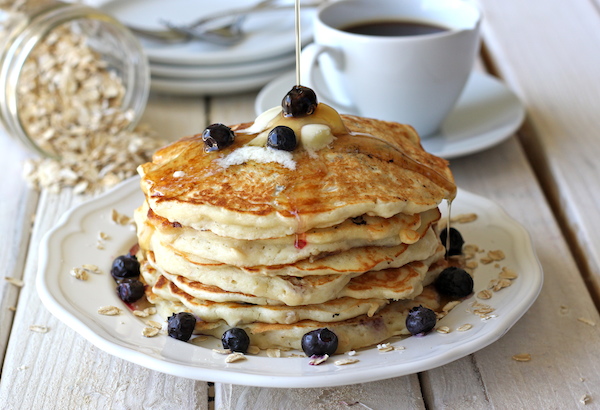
{"left": 126, "top": 0, "right": 325, "bottom": 45}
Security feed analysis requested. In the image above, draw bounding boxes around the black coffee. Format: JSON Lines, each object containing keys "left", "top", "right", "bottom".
{"left": 341, "top": 20, "right": 448, "bottom": 37}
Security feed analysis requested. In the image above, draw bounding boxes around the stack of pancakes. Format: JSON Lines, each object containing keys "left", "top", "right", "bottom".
{"left": 135, "top": 106, "right": 456, "bottom": 353}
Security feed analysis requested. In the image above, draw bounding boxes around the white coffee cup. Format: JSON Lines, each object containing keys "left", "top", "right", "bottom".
{"left": 300, "top": 0, "right": 481, "bottom": 137}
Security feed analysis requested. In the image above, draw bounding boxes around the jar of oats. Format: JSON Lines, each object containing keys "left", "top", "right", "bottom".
{"left": 0, "top": 0, "right": 149, "bottom": 158}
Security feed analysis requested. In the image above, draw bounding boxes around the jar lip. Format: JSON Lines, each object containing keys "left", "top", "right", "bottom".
{"left": 0, "top": 1, "right": 150, "bottom": 158}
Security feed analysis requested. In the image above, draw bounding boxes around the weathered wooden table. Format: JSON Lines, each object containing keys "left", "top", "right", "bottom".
{"left": 2, "top": 0, "right": 600, "bottom": 408}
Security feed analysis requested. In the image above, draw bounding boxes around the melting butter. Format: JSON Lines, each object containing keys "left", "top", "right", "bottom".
{"left": 241, "top": 103, "right": 347, "bottom": 151}
{"left": 215, "top": 146, "right": 296, "bottom": 170}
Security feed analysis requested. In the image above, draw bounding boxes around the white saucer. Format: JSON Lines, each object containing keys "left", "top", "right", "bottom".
{"left": 98, "top": 0, "right": 315, "bottom": 66}
{"left": 151, "top": 65, "right": 292, "bottom": 95}
{"left": 255, "top": 71, "right": 525, "bottom": 159}
{"left": 150, "top": 52, "right": 296, "bottom": 79}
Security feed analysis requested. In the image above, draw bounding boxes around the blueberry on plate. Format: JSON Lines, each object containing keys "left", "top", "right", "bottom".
{"left": 406, "top": 306, "right": 437, "bottom": 336}
{"left": 167, "top": 312, "right": 197, "bottom": 342}
{"left": 201, "top": 123, "right": 235, "bottom": 152}
{"left": 222, "top": 328, "right": 250, "bottom": 353}
{"left": 439, "top": 227, "right": 465, "bottom": 256}
{"left": 110, "top": 254, "right": 140, "bottom": 281}
{"left": 116, "top": 278, "right": 145, "bottom": 303}
{"left": 267, "top": 126, "right": 297, "bottom": 151}
{"left": 281, "top": 85, "right": 318, "bottom": 117}
{"left": 301, "top": 328, "right": 338, "bottom": 356}
{"left": 434, "top": 266, "right": 474, "bottom": 299}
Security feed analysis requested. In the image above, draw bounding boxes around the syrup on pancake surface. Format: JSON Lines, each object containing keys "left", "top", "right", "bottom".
{"left": 132, "top": 85, "right": 465, "bottom": 358}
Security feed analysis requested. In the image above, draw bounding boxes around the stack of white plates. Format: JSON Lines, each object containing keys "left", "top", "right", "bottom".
{"left": 97, "top": 0, "right": 315, "bottom": 95}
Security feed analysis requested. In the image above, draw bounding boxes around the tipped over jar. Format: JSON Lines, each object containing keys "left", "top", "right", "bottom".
{"left": 0, "top": 0, "right": 149, "bottom": 158}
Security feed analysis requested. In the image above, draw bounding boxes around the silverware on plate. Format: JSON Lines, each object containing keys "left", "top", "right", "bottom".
{"left": 125, "top": 0, "right": 326, "bottom": 46}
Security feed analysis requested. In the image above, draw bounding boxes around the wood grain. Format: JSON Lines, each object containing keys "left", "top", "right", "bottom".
{"left": 478, "top": 0, "right": 600, "bottom": 302}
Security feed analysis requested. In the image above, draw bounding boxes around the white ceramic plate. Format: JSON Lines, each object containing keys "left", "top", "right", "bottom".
{"left": 98, "top": 0, "right": 315, "bottom": 66}
{"left": 255, "top": 70, "right": 526, "bottom": 159}
{"left": 38, "top": 177, "right": 542, "bottom": 388}
{"left": 149, "top": 52, "right": 296, "bottom": 79}
{"left": 150, "top": 65, "right": 292, "bottom": 95}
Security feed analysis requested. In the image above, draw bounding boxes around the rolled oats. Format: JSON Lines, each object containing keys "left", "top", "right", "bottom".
{"left": 577, "top": 317, "right": 596, "bottom": 327}
{"left": 477, "top": 289, "right": 493, "bottom": 300}
{"left": 308, "top": 354, "right": 329, "bottom": 365}
{"left": 29, "top": 325, "right": 50, "bottom": 333}
{"left": 111, "top": 209, "right": 133, "bottom": 226}
{"left": 5, "top": 277, "right": 24, "bottom": 287}
{"left": 512, "top": 353, "right": 532, "bottom": 362}
{"left": 225, "top": 353, "right": 246, "bottom": 363}
{"left": 499, "top": 267, "right": 518, "bottom": 280}
{"left": 13, "top": 22, "right": 165, "bottom": 195}
{"left": 487, "top": 250, "right": 505, "bottom": 261}
{"left": 377, "top": 343, "right": 394, "bottom": 352}
{"left": 146, "top": 320, "right": 162, "bottom": 329}
{"left": 142, "top": 327, "right": 160, "bottom": 337}
{"left": 69, "top": 267, "right": 88, "bottom": 281}
{"left": 334, "top": 358, "right": 359, "bottom": 366}
{"left": 97, "top": 305, "right": 121, "bottom": 316}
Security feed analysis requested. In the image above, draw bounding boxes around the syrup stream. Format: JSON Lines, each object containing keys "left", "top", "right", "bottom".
{"left": 294, "top": 0, "right": 301, "bottom": 85}
{"left": 446, "top": 199, "right": 452, "bottom": 259}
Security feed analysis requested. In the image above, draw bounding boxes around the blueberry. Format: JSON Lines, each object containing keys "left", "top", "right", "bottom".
{"left": 116, "top": 278, "right": 145, "bottom": 303}
{"left": 167, "top": 312, "right": 196, "bottom": 342}
{"left": 267, "top": 126, "right": 297, "bottom": 151}
{"left": 439, "top": 227, "right": 464, "bottom": 256}
{"left": 282, "top": 85, "right": 318, "bottom": 117}
{"left": 221, "top": 328, "right": 250, "bottom": 353}
{"left": 110, "top": 254, "right": 140, "bottom": 281}
{"left": 301, "top": 328, "right": 338, "bottom": 356}
{"left": 201, "top": 123, "right": 235, "bottom": 152}
{"left": 434, "top": 266, "right": 474, "bottom": 299}
{"left": 406, "top": 305, "right": 437, "bottom": 336}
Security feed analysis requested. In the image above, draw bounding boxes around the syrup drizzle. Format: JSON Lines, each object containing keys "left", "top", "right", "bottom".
{"left": 346, "top": 131, "right": 457, "bottom": 198}
{"left": 445, "top": 199, "right": 453, "bottom": 259}
{"left": 294, "top": 0, "right": 301, "bottom": 85}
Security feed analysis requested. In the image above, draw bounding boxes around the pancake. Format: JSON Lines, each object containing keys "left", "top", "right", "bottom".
{"left": 138, "top": 106, "right": 455, "bottom": 240}
{"left": 133, "top": 96, "right": 458, "bottom": 354}
{"left": 143, "top": 267, "right": 389, "bottom": 326}
{"left": 140, "top": 206, "right": 441, "bottom": 279}
{"left": 136, "top": 200, "right": 434, "bottom": 267}
{"left": 146, "top": 282, "right": 441, "bottom": 353}
{"left": 141, "top": 243, "right": 445, "bottom": 307}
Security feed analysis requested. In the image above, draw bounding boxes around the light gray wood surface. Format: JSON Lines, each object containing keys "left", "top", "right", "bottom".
{"left": 2, "top": 0, "right": 600, "bottom": 408}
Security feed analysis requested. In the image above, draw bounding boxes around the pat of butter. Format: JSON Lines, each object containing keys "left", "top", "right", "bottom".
{"left": 238, "top": 106, "right": 282, "bottom": 134}
{"left": 300, "top": 124, "right": 334, "bottom": 150}
{"left": 215, "top": 146, "right": 296, "bottom": 170}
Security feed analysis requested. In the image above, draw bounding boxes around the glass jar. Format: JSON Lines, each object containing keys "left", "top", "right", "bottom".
{"left": 0, "top": 0, "right": 149, "bottom": 157}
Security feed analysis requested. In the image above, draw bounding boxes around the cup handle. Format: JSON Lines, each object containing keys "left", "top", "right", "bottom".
{"left": 300, "top": 43, "right": 355, "bottom": 112}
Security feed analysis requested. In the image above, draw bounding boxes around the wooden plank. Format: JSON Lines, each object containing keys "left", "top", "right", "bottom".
{"left": 142, "top": 92, "right": 210, "bottom": 141}
{"left": 208, "top": 92, "right": 258, "bottom": 125}
{"left": 216, "top": 375, "right": 425, "bottom": 409}
{"left": 0, "top": 133, "right": 38, "bottom": 365}
{"left": 422, "top": 137, "right": 600, "bottom": 408}
{"left": 0, "top": 96, "right": 210, "bottom": 409}
{"left": 476, "top": 0, "right": 600, "bottom": 299}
